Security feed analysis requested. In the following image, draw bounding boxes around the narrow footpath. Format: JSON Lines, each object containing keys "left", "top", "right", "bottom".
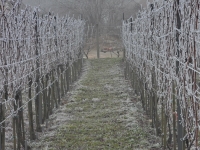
{"left": 31, "top": 58, "right": 160, "bottom": 150}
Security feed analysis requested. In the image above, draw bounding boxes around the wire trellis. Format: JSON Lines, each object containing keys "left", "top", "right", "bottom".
{"left": 0, "top": 0, "right": 85, "bottom": 149}
{"left": 123, "top": 0, "right": 200, "bottom": 149}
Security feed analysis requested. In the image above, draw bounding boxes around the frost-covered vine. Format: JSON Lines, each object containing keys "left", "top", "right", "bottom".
{"left": 123, "top": 0, "right": 200, "bottom": 148}
{"left": 0, "top": 0, "right": 85, "bottom": 149}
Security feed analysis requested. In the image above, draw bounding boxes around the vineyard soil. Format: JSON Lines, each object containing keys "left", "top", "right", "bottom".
{"left": 30, "top": 58, "right": 160, "bottom": 150}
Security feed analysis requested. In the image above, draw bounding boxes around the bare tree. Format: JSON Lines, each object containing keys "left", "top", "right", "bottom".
{"left": 83, "top": 25, "right": 95, "bottom": 59}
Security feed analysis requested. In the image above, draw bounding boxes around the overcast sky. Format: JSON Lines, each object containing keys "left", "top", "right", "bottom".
{"left": 22, "top": 0, "right": 147, "bottom": 14}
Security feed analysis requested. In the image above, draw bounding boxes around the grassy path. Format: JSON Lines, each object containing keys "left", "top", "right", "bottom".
{"left": 31, "top": 58, "right": 160, "bottom": 150}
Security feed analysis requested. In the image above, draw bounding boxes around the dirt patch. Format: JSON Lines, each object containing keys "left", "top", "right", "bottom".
{"left": 30, "top": 58, "right": 161, "bottom": 150}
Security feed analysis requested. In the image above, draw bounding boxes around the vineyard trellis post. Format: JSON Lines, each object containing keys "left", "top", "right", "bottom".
{"left": 0, "top": 102, "right": 4, "bottom": 150}
{"left": 42, "top": 74, "right": 48, "bottom": 124}
{"left": 172, "top": 82, "right": 176, "bottom": 150}
{"left": 66, "top": 63, "right": 70, "bottom": 92}
{"left": 123, "top": 13, "right": 125, "bottom": 61}
{"left": 34, "top": 11, "right": 42, "bottom": 132}
{"left": 0, "top": 107, "right": 1, "bottom": 150}
{"left": 150, "top": 4, "right": 155, "bottom": 130}
{"left": 175, "top": 0, "right": 183, "bottom": 149}
{"left": 194, "top": 1, "right": 199, "bottom": 148}
{"left": 54, "top": 16, "right": 61, "bottom": 107}
{"left": 28, "top": 77, "right": 36, "bottom": 140}
{"left": 1, "top": 11, "right": 8, "bottom": 149}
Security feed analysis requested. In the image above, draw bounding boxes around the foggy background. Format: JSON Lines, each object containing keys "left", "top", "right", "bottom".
{"left": 21, "top": 0, "right": 147, "bottom": 58}
{"left": 22, "top": 0, "right": 147, "bottom": 24}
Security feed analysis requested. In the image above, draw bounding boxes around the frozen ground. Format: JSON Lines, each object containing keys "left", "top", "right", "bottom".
{"left": 30, "top": 58, "right": 161, "bottom": 150}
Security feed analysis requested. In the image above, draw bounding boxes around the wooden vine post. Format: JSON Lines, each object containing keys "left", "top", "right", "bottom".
{"left": 50, "top": 71, "right": 55, "bottom": 110}
{"left": 194, "top": 0, "right": 199, "bottom": 148}
{"left": 28, "top": 77, "right": 36, "bottom": 140}
{"left": 1, "top": 12, "right": 8, "bottom": 150}
{"left": 123, "top": 13, "right": 126, "bottom": 61}
{"left": 175, "top": 0, "right": 183, "bottom": 149}
{"left": 0, "top": 72, "right": 7, "bottom": 150}
{"left": 66, "top": 63, "right": 70, "bottom": 92}
{"left": 172, "top": 82, "right": 176, "bottom": 150}
{"left": 42, "top": 74, "right": 48, "bottom": 123}
{"left": 0, "top": 102, "right": 5, "bottom": 150}
{"left": 34, "top": 11, "right": 42, "bottom": 132}
{"left": 54, "top": 16, "right": 61, "bottom": 107}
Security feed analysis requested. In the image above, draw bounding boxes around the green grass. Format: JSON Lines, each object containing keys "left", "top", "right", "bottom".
{"left": 39, "top": 58, "right": 155, "bottom": 150}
